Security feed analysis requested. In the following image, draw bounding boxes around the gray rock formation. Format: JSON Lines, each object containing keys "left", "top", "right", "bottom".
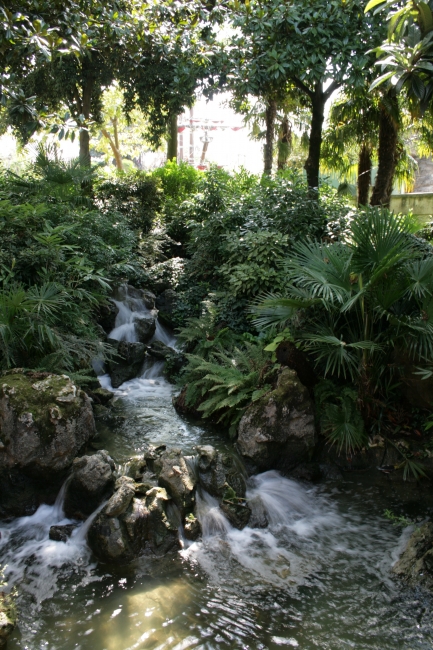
{"left": 49, "top": 523, "right": 78, "bottom": 542}
{"left": 63, "top": 450, "right": 116, "bottom": 519}
{"left": 196, "top": 445, "right": 246, "bottom": 499}
{"left": 0, "top": 371, "right": 95, "bottom": 516}
{"left": 155, "top": 289, "right": 178, "bottom": 328}
{"left": 87, "top": 485, "right": 179, "bottom": 563}
{"left": 237, "top": 368, "right": 316, "bottom": 472}
{"left": 113, "top": 284, "right": 156, "bottom": 310}
{"left": 153, "top": 448, "right": 196, "bottom": 516}
{"left": 392, "top": 521, "right": 433, "bottom": 589}
{"left": 107, "top": 340, "right": 147, "bottom": 388}
{"left": 134, "top": 316, "right": 156, "bottom": 344}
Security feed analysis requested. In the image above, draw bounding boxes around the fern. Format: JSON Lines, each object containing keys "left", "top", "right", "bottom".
{"left": 181, "top": 342, "right": 273, "bottom": 435}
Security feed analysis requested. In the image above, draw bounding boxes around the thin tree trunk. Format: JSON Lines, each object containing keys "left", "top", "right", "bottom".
{"left": 357, "top": 144, "right": 372, "bottom": 206}
{"left": 264, "top": 98, "right": 277, "bottom": 175}
{"left": 167, "top": 114, "right": 178, "bottom": 161}
{"left": 277, "top": 115, "right": 291, "bottom": 170}
{"left": 101, "top": 128, "right": 123, "bottom": 171}
{"left": 78, "top": 59, "right": 94, "bottom": 166}
{"left": 370, "top": 90, "right": 399, "bottom": 207}
{"left": 304, "top": 82, "right": 326, "bottom": 190}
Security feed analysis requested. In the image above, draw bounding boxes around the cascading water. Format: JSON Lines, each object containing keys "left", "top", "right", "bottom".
{"left": 1, "top": 289, "right": 433, "bottom": 649}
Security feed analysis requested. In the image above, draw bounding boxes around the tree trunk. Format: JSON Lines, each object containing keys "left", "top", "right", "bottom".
{"left": 277, "top": 115, "right": 291, "bottom": 170}
{"left": 78, "top": 62, "right": 94, "bottom": 166}
{"left": 101, "top": 128, "right": 123, "bottom": 171}
{"left": 167, "top": 114, "right": 178, "bottom": 161}
{"left": 357, "top": 144, "right": 372, "bottom": 206}
{"left": 370, "top": 90, "right": 399, "bottom": 207}
{"left": 264, "top": 98, "right": 277, "bottom": 175}
{"left": 304, "top": 82, "right": 326, "bottom": 190}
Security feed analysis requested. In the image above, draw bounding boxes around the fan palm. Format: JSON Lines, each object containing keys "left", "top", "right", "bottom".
{"left": 252, "top": 207, "right": 433, "bottom": 395}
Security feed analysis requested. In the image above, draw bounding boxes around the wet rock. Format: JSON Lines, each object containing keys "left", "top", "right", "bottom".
{"left": 155, "top": 289, "right": 178, "bottom": 328}
{"left": 97, "top": 301, "right": 119, "bottom": 334}
{"left": 134, "top": 316, "right": 156, "bottom": 344}
{"left": 392, "top": 521, "right": 433, "bottom": 589}
{"left": 173, "top": 385, "right": 202, "bottom": 419}
{"left": 90, "top": 387, "right": 113, "bottom": 406}
{"left": 196, "top": 445, "right": 246, "bottom": 499}
{"left": 184, "top": 514, "right": 201, "bottom": 541}
{"left": 124, "top": 456, "right": 147, "bottom": 481}
{"left": 147, "top": 340, "right": 173, "bottom": 360}
{"left": 0, "top": 371, "right": 95, "bottom": 516}
{"left": 114, "top": 284, "right": 156, "bottom": 310}
{"left": 289, "top": 462, "right": 321, "bottom": 482}
{"left": 63, "top": 450, "right": 116, "bottom": 520}
{"left": 237, "top": 368, "right": 316, "bottom": 473}
{"left": 319, "top": 463, "right": 344, "bottom": 481}
{"left": 49, "top": 523, "right": 78, "bottom": 542}
{"left": 153, "top": 448, "right": 196, "bottom": 516}
{"left": 107, "top": 340, "right": 147, "bottom": 388}
{"left": 87, "top": 486, "right": 179, "bottom": 564}
{"left": 105, "top": 476, "right": 135, "bottom": 517}
{"left": 248, "top": 496, "right": 269, "bottom": 529}
{"left": 0, "top": 592, "right": 16, "bottom": 648}
{"left": 220, "top": 501, "right": 251, "bottom": 530}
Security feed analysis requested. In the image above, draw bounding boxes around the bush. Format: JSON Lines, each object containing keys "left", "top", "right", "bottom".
{"left": 252, "top": 208, "right": 433, "bottom": 418}
{"left": 95, "top": 170, "right": 162, "bottom": 234}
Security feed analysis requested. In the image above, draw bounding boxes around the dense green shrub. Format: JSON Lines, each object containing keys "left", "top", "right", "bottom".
{"left": 252, "top": 207, "right": 433, "bottom": 451}
{"left": 95, "top": 170, "right": 162, "bottom": 234}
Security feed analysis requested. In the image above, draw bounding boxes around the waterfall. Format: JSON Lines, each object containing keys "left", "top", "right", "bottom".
{"left": 0, "top": 481, "right": 97, "bottom": 604}
{"left": 108, "top": 286, "right": 176, "bottom": 349}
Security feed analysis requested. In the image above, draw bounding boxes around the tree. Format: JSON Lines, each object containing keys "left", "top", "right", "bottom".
{"left": 3, "top": 1, "right": 219, "bottom": 164}
{"left": 322, "top": 88, "right": 381, "bottom": 205}
{"left": 364, "top": 1, "right": 433, "bottom": 204}
{"left": 228, "top": 0, "right": 385, "bottom": 187}
{"left": 91, "top": 84, "right": 151, "bottom": 171}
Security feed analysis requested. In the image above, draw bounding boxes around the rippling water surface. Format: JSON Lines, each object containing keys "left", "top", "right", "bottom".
{"left": 1, "top": 294, "right": 433, "bottom": 649}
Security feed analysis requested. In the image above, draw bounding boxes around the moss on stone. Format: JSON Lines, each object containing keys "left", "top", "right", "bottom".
{"left": 0, "top": 372, "right": 83, "bottom": 446}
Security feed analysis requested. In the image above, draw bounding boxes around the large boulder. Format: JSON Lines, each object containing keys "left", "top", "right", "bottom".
{"left": 153, "top": 448, "right": 196, "bottom": 516}
{"left": 96, "top": 301, "right": 119, "bottom": 334}
{"left": 63, "top": 450, "right": 116, "bottom": 519}
{"left": 0, "top": 371, "right": 95, "bottom": 516}
{"left": 392, "top": 521, "right": 433, "bottom": 589}
{"left": 196, "top": 445, "right": 246, "bottom": 499}
{"left": 113, "top": 284, "right": 156, "bottom": 311}
{"left": 134, "top": 316, "right": 156, "bottom": 344}
{"left": 237, "top": 368, "right": 316, "bottom": 473}
{"left": 107, "top": 340, "right": 147, "bottom": 388}
{"left": 87, "top": 485, "right": 179, "bottom": 564}
{"left": 155, "top": 289, "right": 178, "bottom": 328}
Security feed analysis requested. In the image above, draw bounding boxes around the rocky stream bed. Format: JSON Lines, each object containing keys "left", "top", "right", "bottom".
{"left": 0, "top": 287, "right": 433, "bottom": 649}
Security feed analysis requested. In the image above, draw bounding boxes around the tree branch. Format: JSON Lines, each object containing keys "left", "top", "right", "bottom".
{"left": 291, "top": 76, "right": 314, "bottom": 99}
{"left": 324, "top": 79, "right": 341, "bottom": 101}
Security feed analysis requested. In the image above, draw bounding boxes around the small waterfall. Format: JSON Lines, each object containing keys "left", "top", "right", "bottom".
{"left": 0, "top": 482, "right": 96, "bottom": 604}
{"left": 108, "top": 286, "right": 176, "bottom": 349}
{"left": 183, "top": 472, "right": 344, "bottom": 589}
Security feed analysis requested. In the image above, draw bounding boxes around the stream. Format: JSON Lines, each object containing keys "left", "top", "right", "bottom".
{"left": 1, "top": 291, "right": 433, "bottom": 649}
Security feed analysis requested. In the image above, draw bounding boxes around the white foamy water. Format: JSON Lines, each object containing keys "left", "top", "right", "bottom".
{"left": 2, "top": 290, "right": 433, "bottom": 648}
{"left": 0, "top": 483, "right": 99, "bottom": 605}
{"left": 108, "top": 286, "right": 176, "bottom": 349}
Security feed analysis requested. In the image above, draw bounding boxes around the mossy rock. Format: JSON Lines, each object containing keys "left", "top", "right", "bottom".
{"left": 0, "top": 371, "right": 95, "bottom": 515}
{"left": 237, "top": 368, "right": 316, "bottom": 473}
